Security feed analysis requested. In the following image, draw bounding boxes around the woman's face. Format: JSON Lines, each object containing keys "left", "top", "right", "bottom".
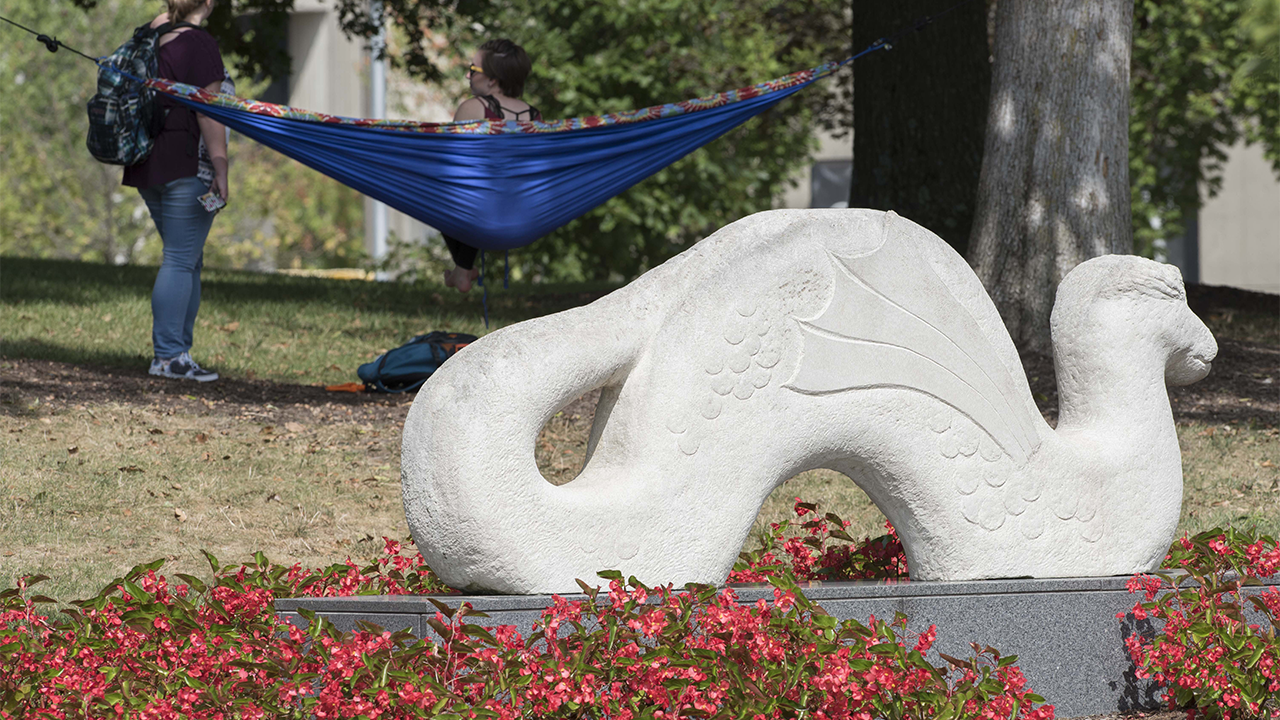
{"left": 468, "top": 51, "right": 496, "bottom": 96}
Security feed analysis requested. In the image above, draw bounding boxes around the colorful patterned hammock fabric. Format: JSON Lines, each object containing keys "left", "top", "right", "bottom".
{"left": 151, "top": 58, "right": 851, "bottom": 250}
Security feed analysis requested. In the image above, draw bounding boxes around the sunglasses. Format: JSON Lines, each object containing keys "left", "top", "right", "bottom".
{"left": 466, "top": 64, "right": 484, "bottom": 76}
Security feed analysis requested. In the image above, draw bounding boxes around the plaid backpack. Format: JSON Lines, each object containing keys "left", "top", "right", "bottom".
{"left": 86, "top": 21, "right": 195, "bottom": 166}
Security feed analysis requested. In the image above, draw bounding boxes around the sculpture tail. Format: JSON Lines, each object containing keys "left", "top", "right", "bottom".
{"left": 399, "top": 280, "right": 666, "bottom": 593}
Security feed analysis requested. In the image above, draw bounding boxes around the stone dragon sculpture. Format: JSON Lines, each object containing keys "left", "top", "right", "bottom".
{"left": 401, "top": 209, "right": 1217, "bottom": 594}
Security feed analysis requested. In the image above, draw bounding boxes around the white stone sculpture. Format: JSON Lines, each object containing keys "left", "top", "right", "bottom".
{"left": 401, "top": 209, "right": 1217, "bottom": 594}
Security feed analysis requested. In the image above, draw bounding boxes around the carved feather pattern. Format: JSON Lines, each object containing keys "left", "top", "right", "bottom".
{"left": 785, "top": 221, "right": 1043, "bottom": 466}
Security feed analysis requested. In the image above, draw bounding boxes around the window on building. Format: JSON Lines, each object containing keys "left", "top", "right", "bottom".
{"left": 235, "top": 12, "right": 291, "bottom": 104}
{"left": 810, "top": 160, "right": 852, "bottom": 209}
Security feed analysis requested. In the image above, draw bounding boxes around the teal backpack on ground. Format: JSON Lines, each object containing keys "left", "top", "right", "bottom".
{"left": 86, "top": 21, "right": 195, "bottom": 166}
{"left": 358, "top": 331, "right": 478, "bottom": 393}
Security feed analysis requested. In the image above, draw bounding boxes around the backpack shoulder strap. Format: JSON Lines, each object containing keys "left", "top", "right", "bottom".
{"left": 152, "top": 20, "right": 200, "bottom": 37}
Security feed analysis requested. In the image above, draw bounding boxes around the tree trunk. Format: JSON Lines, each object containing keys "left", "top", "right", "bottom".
{"left": 851, "top": 0, "right": 990, "bottom": 256}
{"left": 967, "top": 0, "right": 1133, "bottom": 353}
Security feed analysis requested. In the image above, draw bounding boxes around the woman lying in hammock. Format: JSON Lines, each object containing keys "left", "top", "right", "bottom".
{"left": 442, "top": 38, "right": 542, "bottom": 293}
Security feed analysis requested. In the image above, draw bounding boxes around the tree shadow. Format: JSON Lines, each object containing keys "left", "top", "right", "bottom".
{"left": 0, "top": 339, "right": 409, "bottom": 415}
{"left": 1113, "top": 614, "right": 1164, "bottom": 712}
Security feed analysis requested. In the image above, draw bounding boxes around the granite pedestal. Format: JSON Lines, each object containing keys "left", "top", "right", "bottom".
{"left": 277, "top": 574, "right": 1279, "bottom": 718}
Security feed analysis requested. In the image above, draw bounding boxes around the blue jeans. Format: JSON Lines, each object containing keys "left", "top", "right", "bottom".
{"left": 138, "top": 176, "right": 216, "bottom": 360}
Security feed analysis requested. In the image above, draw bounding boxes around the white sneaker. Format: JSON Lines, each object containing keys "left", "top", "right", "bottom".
{"left": 149, "top": 352, "right": 219, "bottom": 382}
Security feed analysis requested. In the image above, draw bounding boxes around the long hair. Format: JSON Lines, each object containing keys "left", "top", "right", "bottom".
{"left": 166, "top": 0, "right": 206, "bottom": 21}
{"left": 478, "top": 39, "right": 533, "bottom": 98}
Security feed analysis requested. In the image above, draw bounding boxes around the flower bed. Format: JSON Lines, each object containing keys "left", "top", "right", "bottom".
{"left": 1118, "top": 526, "right": 1280, "bottom": 719}
{"left": 729, "top": 499, "right": 908, "bottom": 584}
{"left": 0, "top": 502, "right": 1055, "bottom": 719}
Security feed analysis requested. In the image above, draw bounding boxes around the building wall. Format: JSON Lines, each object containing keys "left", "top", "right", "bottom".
{"left": 285, "top": 3, "right": 443, "bottom": 258}
{"left": 1197, "top": 141, "right": 1280, "bottom": 294}
{"left": 781, "top": 130, "right": 852, "bottom": 209}
{"left": 287, "top": 1, "right": 365, "bottom": 117}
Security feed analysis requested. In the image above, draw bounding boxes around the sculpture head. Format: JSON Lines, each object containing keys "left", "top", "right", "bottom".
{"left": 1051, "top": 255, "right": 1217, "bottom": 386}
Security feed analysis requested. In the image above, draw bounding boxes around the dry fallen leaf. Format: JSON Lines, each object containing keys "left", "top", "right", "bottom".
{"left": 284, "top": 422, "right": 305, "bottom": 433}
{"left": 220, "top": 321, "right": 240, "bottom": 332}
{"left": 266, "top": 493, "right": 282, "bottom": 503}
{"left": 118, "top": 465, "right": 143, "bottom": 473}
{"left": 148, "top": 428, "right": 164, "bottom": 435}
{"left": 67, "top": 446, "right": 78, "bottom": 455}
{"left": 174, "top": 508, "right": 188, "bottom": 522}
{"left": 259, "top": 426, "right": 275, "bottom": 435}
{"left": 122, "top": 509, "right": 133, "bottom": 517}
{"left": 195, "top": 433, "right": 208, "bottom": 444}
{"left": 171, "top": 483, "right": 183, "bottom": 491}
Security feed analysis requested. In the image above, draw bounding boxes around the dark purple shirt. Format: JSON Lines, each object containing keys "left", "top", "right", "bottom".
{"left": 122, "top": 28, "right": 224, "bottom": 189}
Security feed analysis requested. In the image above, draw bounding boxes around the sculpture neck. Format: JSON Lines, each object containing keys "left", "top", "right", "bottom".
{"left": 1053, "top": 339, "right": 1175, "bottom": 435}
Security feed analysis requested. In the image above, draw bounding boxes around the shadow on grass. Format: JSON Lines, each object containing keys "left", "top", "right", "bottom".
{"left": 0, "top": 338, "right": 413, "bottom": 414}
{"left": 0, "top": 338, "right": 148, "bottom": 369}
{"left": 1, "top": 256, "right": 618, "bottom": 324}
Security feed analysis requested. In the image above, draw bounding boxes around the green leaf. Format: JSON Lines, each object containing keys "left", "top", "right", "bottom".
{"left": 201, "top": 549, "right": 220, "bottom": 573}
{"left": 461, "top": 624, "right": 497, "bottom": 645}
{"left": 1189, "top": 621, "right": 1215, "bottom": 639}
{"left": 174, "top": 574, "right": 208, "bottom": 594}
{"left": 425, "top": 617, "right": 452, "bottom": 641}
{"left": 426, "top": 598, "right": 456, "bottom": 619}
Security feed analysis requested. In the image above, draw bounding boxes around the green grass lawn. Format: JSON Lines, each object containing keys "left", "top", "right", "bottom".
{"left": 0, "top": 255, "right": 617, "bottom": 385}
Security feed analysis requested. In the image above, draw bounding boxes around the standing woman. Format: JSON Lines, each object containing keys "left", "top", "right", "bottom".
{"left": 123, "top": 0, "right": 228, "bottom": 382}
{"left": 442, "top": 38, "right": 540, "bottom": 293}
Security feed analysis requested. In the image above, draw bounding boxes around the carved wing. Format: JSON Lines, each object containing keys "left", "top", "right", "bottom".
{"left": 784, "top": 219, "right": 1044, "bottom": 466}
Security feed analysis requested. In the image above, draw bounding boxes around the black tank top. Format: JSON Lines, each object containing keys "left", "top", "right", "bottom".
{"left": 477, "top": 94, "right": 542, "bottom": 121}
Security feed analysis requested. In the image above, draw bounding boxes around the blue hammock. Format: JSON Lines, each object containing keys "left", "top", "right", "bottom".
{"left": 155, "top": 58, "right": 853, "bottom": 251}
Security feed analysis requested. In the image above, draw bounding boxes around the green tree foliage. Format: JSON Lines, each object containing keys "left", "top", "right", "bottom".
{"left": 1130, "top": 0, "right": 1280, "bottom": 257}
{"left": 1240, "top": 0, "right": 1279, "bottom": 85}
{"left": 49, "top": 0, "right": 847, "bottom": 281}
{"left": 1, "top": 1, "right": 157, "bottom": 263}
{"left": 330, "top": 0, "right": 849, "bottom": 281}
{"left": 68, "top": 0, "right": 295, "bottom": 83}
{"left": 319, "top": 0, "right": 851, "bottom": 283}
{"left": 481, "top": 0, "right": 848, "bottom": 281}
{"left": 1, "top": 0, "right": 364, "bottom": 270}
